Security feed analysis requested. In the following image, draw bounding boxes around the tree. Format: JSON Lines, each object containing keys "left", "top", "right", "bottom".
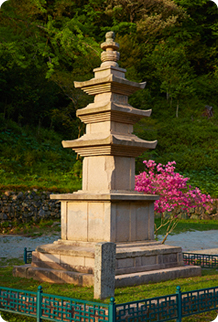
{"left": 149, "top": 40, "right": 196, "bottom": 117}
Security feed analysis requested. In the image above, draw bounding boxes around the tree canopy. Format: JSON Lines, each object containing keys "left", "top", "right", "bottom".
{"left": 0, "top": 0, "right": 218, "bottom": 137}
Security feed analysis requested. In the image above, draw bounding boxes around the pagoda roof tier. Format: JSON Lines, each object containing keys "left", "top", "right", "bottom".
{"left": 62, "top": 133, "right": 157, "bottom": 157}
{"left": 77, "top": 102, "right": 152, "bottom": 124}
{"left": 74, "top": 75, "right": 146, "bottom": 96}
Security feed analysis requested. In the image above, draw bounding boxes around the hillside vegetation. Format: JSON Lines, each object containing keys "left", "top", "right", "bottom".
{"left": 1, "top": 0, "right": 218, "bottom": 196}
{"left": 0, "top": 117, "right": 82, "bottom": 192}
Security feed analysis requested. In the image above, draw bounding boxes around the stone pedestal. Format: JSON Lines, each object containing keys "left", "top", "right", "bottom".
{"left": 54, "top": 192, "right": 157, "bottom": 243}
{"left": 13, "top": 31, "right": 201, "bottom": 295}
{"left": 13, "top": 240, "right": 200, "bottom": 288}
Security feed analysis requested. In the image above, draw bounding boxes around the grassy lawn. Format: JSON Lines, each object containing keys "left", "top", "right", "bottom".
{"left": 0, "top": 261, "right": 218, "bottom": 321}
{"left": 155, "top": 218, "right": 218, "bottom": 238}
{"left": 1, "top": 219, "right": 218, "bottom": 321}
{"left": 2, "top": 218, "right": 218, "bottom": 237}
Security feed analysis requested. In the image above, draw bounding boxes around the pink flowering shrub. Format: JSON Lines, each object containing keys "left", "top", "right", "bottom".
{"left": 135, "top": 160, "right": 213, "bottom": 214}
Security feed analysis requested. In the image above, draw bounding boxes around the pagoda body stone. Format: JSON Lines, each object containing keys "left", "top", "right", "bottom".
{"left": 13, "top": 32, "right": 201, "bottom": 291}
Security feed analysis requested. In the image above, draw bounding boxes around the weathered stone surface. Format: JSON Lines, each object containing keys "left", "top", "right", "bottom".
{"left": 94, "top": 242, "right": 116, "bottom": 299}
{"left": 115, "top": 266, "right": 201, "bottom": 287}
{"left": 13, "top": 265, "right": 94, "bottom": 285}
{"left": 50, "top": 193, "right": 157, "bottom": 243}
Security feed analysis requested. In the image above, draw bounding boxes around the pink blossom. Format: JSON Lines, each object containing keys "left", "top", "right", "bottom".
{"left": 135, "top": 160, "right": 213, "bottom": 214}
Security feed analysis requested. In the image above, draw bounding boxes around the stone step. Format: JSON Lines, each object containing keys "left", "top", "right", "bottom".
{"left": 115, "top": 266, "right": 201, "bottom": 287}
{"left": 13, "top": 265, "right": 94, "bottom": 286}
{"left": 32, "top": 241, "right": 185, "bottom": 276}
{"left": 13, "top": 264, "right": 201, "bottom": 288}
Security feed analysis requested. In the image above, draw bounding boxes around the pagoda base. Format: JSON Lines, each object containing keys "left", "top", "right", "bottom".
{"left": 13, "top": 241, "right": 201, "bottom": 286}
{"left": 49, "top": 192, "right": 159, "bottom": 243}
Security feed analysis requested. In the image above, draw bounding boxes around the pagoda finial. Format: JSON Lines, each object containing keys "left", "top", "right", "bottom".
{"left": 100, "top": 31, "right": 120, "bottom": 67}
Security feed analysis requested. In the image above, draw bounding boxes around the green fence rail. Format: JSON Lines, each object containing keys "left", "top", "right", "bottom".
{"left": 0, "top": 286, "right": 110, "bottom": 322}
{"left": 183, "top": 252, "right": 218, "bottom": 269}
{"left": 24, "top": 247, "right": 34, "bottom": 264}
{"left": 1, "top": 285, "right": 218, "bottom": 321}
{"left": 115, "top": 285, "right": 218, "bottom": 322}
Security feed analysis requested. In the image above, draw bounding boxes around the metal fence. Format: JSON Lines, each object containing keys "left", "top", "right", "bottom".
{"left": 0, "top": 286, "right": 110, "bottom": 322}
{"left": 23, "top": 247, "right": 34, "bottom": 264}
{"left": 183, "top": 252, "right": 218, "bottom": 269}
{"left": 115, "top": 285, "right": 218, "bottom": 322}
{"left": 1, "top": 285, "right": 218, "bottom": 322}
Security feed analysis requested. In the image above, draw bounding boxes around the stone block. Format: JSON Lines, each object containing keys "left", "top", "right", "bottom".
{"left": 61, "top": 255, "right": 85, "bottom": 266}
{"left": 115, "top": 266, "right": 201, "bottom": 287}
{"left": 32, "top": 251, "right": 60, "bottom": 263}
{"left": 94, "top": 242, "right": 116, "bottom": 299}
{"left": 58, "top": 193, "right": 156, "bottom": 243}
{"left": 141, "top": 256, "right": 156, "bottom": 266}
{"left": 117, "top": 258, "right": 134, "bottom": 269}
{"left": 67, "top": 202, "right": 88, "bottom": 241}
{"left": 82, "top": 156, "right": 135, "bottom": 191}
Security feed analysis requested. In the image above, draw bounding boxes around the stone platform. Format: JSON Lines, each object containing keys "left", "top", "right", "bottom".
{"left": 13, "top": 240, "right": 201, "bottom": 286}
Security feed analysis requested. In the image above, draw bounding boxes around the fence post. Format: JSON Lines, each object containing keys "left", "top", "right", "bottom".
{"left": 24, "top": 247, "right": 27, "bottom": 264}
{"left": 176, "top": 286, "right": 182, "bottom": 322}
{"left": 37, "top": 286, "right": 42, "bottom": 322}
{"left": 109, "top": 297, "right": 116, "bottom": 322}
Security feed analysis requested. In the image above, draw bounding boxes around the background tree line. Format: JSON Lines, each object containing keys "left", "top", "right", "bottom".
{"left": 1, "top": 0, "right": 218, "bottom": 195}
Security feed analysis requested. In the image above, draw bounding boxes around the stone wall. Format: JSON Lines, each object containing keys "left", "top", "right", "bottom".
{"left": 1, "top": 189, "right": 217, "bottom": 225}
{"left": 0, "top": 190, "right": 60, "bottom": 224}
{"left": 156, "top": 205, "right": 218, "bottom": 220}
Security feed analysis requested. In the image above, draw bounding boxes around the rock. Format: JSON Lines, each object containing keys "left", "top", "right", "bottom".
{"left": 190, "top": 214, "right": 200, "bottom": 220}
{"left": 38, "top": 209, "right": 46, "bottom": 218}
{"left": 211, "top": 213, "right": 218, "bottom": 220}
{"left": 195, "top": 206, "right": 204, "bottom": 215}
{"left": 0, "top": 213, "right": 7, "bottom": 220}
{"left": 4, "top": 191, "right": 11, "bottom": 197}
{"left": 178, "top": 212, "right": 188, "bottom": 219}
{"left": 17, "top": 192, "right": 24, "bottom": 199}
{"left": 200, "top": 213, "right": 211, "bottom": 220}
{"left": 52, "top": 221, "right": 61, "bottom": 227}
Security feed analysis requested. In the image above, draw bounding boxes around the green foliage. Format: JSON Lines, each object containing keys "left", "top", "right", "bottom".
{"left": 0, "top": 119, "right": 82, "bottom": 191}
{"left": 0, "top": 218, "right": 60, "bottom": 235}
{"left": 0, "top": 0, "right": 218, "bottom": 195}
{"left": 134, "top": 96, "right": 218, "bottom": 197}
{"left": 155, "top": 218, "right": 218, "bottom": 237}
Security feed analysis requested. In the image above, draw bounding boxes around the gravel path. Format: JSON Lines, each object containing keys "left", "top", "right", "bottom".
{"left": 159, "top": 230, "right": 218, "bottom": 252}
{"left": 0, "top": 233, "right": 61, "bottom": 259}
{"left": 0, "top": 230, "right": 218, "bottom": 259}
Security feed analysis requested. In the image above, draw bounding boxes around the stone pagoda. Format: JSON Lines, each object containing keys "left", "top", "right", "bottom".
{"left": 14, "top": 32, "right": 200, "bottom": 291}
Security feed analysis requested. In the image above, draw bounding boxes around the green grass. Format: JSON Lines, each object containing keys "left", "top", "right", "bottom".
{"left": 0, "top": 219, "right": 61, "bottom": 235}
{"left": 1, "top": 219, "right": 218, "bottom": 321}
{"left": 0, "top": 262, "right": 218, "bottom": 321}
{"left": 1, "top": 217, "right": 218, "bottom": 237}
{"left": 0, "top": 119, "right": 82, "bottom": 192}
{"left": 155, "top": 218, "right": 218, "bottom": 237}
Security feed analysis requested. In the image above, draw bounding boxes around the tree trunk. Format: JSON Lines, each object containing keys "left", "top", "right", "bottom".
{"left": 176, "top": 100, "right": 179, "bottom": 118}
